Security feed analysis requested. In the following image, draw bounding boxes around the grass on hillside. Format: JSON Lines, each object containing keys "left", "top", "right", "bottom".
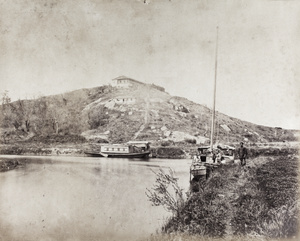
{"left": 1, "top": 83, "right": 298, "bottom": 144}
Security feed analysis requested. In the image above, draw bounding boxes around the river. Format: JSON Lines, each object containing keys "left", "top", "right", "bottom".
{"left": 0, "top": 155, "right": 192, "bottom": 241}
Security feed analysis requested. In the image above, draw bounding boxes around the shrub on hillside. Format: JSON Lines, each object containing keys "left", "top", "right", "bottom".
{"left": 184, "top": 138, "right": 196, "bottom": 144}
{"left": 87, "top": 106, "right": 109, "bottom": 129}
{"left": 137, "top": 133, "right": 151, "bottom": 139}
{"left": 94, "top": 138, "right": 109, "bottom": 143}
{"left": 161, "top": 140, "right": 174, "bottom": 146}
{"left": 156, "top": 147, "right": 185, "bottom": 158}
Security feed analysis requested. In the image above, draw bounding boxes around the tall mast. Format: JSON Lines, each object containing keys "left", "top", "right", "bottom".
{"left": 210, "top": 26, "right": 219, "bottom": 150}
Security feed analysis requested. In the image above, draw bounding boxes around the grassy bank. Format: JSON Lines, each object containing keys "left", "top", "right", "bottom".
{"left": 147, "top": 150, "right": 299, "bottom": 240}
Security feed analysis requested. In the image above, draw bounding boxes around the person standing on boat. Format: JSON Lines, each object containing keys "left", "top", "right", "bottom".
{"left": 238, "top": 142, "right": 248, "bottom": 166}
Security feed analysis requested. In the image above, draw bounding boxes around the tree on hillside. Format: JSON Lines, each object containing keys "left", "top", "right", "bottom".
{"left": 0, "top": 91, "right": 22, "bottom": 130}
{"left": 1, "top": 91, "right": 11, "bottom": 118}
{"left": 8, "top": 99, "right": 34, "bottom": 132}
{"left": 1, "top": 91, "right": 34, "bottom": 132}
{"left": 87, "top": 106, "right": 109, "bottom": 129}
{"left": 1, "top": 90, "right": 11, "bottom": 106}
{"left": 63, "top": 107, "right": 84, "bottom": 134}
{"left": 31, "top": 97, "right": 48, "bottom": 133}
{"left": 16, "top": 99, "right": 32, "bottom": 132}
{"left": 0, "top": 91, "right": 12, "bottom": 142}
{"left": 45, "top": 97, "right": 77, "bottom": 135}
{"left": 9, "top": 100, "right": 23, "bottom": 130}
{"left": 46, "top": 105, "right": 60, "bottom": 134}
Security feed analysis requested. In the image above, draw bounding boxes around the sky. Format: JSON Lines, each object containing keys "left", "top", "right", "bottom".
{"left": 1, "top": 0, "right": 299, "bottom": 129}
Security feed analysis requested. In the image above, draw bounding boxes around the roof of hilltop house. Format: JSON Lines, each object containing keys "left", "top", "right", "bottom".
{"left": 112, "top": 76, "right": 145, "bottom": 85}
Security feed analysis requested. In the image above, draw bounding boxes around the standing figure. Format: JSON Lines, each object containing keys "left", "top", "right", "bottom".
{"left": 216, "top": 150, "right": 223, "bottom": 164}
{"left": 238, "top": 142, "right": 248, "bottom": 166}
{"left": 212, "top": 149, "right": 217, "bottom": 163}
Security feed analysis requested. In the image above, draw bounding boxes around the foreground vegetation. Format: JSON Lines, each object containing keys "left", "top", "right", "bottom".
{"left": 147, "top": 149, "right": 299, "bottom": 240}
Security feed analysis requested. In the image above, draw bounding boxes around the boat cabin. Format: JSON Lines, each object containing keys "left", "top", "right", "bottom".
{"left": 195, "top": 144, "right": 235, "bottom": 164}
{"left": 197, "top": 146, "right": 211, "bottom": 162}
{"left": 100, "top": 144, "right": 130, "bottom": 154}
{"left": 127, "top": 141, "right": 150, "bottom": 152}
{"left": 100, "top": 141, "right": 150, "bottom": 154}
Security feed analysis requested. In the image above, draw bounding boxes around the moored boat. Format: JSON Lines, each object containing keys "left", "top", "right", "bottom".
{"left": 190, "top": 27, "right": 236, "bottom": 187}
{"left": 84, "top": 141, "right": 151, "bottom": 159}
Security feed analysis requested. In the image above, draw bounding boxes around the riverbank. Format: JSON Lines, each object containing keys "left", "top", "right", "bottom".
{"left": 147, "top": 150, "right": 299, "bottom": 240}
{"left": 0, "top": 142, "right": 190, "bottom": 158}
{"left": 0, "top": 142, "right": 298, "bottom": 159}
{"left": 0, "top": 143, "right": 85, "bottom": 156}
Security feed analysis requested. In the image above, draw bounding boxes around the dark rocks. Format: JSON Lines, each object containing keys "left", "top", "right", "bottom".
{"left": 0, "top": 159, "right": 23, "bottom": 172}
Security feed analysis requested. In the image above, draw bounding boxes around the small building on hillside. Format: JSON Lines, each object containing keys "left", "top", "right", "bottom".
{"left": 113, "top": 96, "right": 136, "bottom": 104}
{"left": 111, "top": 76, "right": 145, "bottom": 88}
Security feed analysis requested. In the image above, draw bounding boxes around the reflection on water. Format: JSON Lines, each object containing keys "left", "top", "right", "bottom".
{"left": 0, "top": 156, "right": 191, "bottom": 241}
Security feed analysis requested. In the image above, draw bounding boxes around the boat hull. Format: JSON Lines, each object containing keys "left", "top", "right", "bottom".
{"left": 84, "top": 151, "right": 150, "bottom": 158}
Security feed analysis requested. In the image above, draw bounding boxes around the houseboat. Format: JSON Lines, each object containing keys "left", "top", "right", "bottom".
{"left": 84, "top": 141, "right": 151, "bottom": 158}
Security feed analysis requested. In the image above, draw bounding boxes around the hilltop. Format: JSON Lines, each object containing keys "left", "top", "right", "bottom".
{"left": 0, "top": 77, "right": 298, "bottom": 149}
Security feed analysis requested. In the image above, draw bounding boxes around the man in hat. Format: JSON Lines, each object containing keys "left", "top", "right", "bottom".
{"left": 238, "top": 142, "right": 248, "bottom": 166}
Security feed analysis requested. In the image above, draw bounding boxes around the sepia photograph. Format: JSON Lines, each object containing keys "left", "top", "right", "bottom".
{"left": 0, "top": 0, "right": 299, "bottom": 240}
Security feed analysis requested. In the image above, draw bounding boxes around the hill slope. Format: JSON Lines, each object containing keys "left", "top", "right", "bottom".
{"left": 0, "top": 82, "right": 298, "bottom": 145}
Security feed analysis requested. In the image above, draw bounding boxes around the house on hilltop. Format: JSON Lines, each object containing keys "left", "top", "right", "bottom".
{"left": 111, "top": 76, "right": 145, "bottom": 88}
{"left": 111, "top": 75, "right": 166, "bottom": 92}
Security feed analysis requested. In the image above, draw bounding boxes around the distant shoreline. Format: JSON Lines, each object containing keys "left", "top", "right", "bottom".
{"left": 0, "top": 142, "right": 298, "bottom": 160}
{"left": 0, "top": 144, "right": 298, "bottom": 173}
{"left": 0, "top": 144, "right": 189, "bottom": 159}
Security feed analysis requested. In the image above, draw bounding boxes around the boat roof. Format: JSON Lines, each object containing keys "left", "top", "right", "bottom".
{"left": 100, "top": 141, "right": 150, "bottom": 149}
{"left": 217, "top": 144, "right": 235, "bottom": 150}
{"left": 101, "top": 144, "right": 128, "bottom": 147}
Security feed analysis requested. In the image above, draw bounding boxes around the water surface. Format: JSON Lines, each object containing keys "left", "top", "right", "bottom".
{"left": 0, "top": 155, "right": 191, "bottom": 241}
